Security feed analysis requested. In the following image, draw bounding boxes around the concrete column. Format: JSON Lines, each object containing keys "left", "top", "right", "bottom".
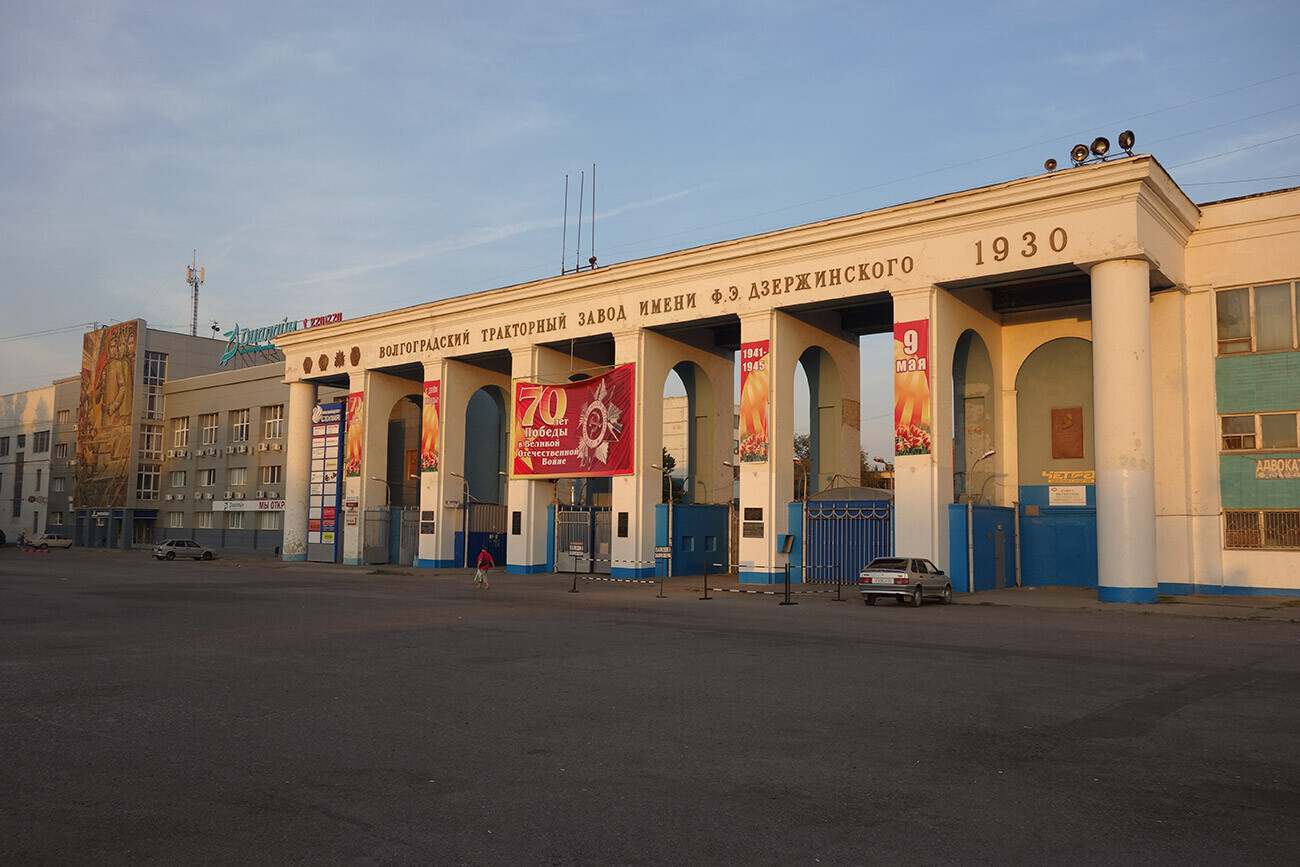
{"left": 281, "top": 380, "right": 317, "bottom": 561}
{"left": 504, "top": 346, "right": 569, "bottom": 573}
{"left": 889, "top": 286, "right": 941, "bottom": 562}
{"left": 1090, "top": 258, "right": 1157, "bottom": 603}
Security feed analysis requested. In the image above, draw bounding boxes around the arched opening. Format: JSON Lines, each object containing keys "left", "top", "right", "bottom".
{"left": 662, "top": 361, "right": 718, "bottom": 504}
{"left": 796, "top": 345, "right": 845, "bottom": 498}
{"left": 1015, "top": 337, "right": 1098, "bottom": 587}
{"left": 460, "top": 385, "right": 509, "bottom": 568}
{"left": 953, "top": 330, "right": 995, "bottom": 502}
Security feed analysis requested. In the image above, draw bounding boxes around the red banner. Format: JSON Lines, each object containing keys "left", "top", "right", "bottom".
{"left": 512, "top": 364, "right": 635, "bottom": 477}
{"left": 421, "top": 381, "right": 440, "bottom": 472}
{"left": 894, "top": 320, "right": 931, "bottom": 455}
{"left": 738, "top": 340, "right": 770, "bottom": 462}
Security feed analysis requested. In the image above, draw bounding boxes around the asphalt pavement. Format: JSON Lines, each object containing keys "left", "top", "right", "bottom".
{"left": 2, "top": 548, "right": 1297, "bottom": 865}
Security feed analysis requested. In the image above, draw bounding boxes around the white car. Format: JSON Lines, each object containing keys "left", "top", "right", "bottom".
{"left": 30, "top": 533, "right": 73, "bottom": 550}
{"left": 858, "top": 557, "right": 954, "bottom": 606}
{"left": 152, "top": 539, "right": 218, "bottom": 561}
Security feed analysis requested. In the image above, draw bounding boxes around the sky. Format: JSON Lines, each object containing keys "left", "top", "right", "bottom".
{"left": 3, "top": 0, "right": 1299, "bottom": 459}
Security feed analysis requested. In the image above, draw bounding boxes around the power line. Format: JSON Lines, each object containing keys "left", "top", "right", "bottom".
{"left": 0, "top": 323, "right": 97, "bottom": 343}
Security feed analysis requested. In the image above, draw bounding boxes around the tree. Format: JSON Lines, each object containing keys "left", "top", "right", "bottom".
{"left": 793, "top": 433, "right": 811, "bottom": 500}
{"left": 661, "top": 447, "right": 685, "bottom": 503}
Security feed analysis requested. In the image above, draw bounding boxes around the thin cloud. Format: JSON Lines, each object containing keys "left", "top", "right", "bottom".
{"left": 283, "top": 187, "right": 702, "bottom": 288}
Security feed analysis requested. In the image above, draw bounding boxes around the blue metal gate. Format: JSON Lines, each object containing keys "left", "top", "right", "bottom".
{"left": 804, "top": 500, "right": 893, "bottom": 585}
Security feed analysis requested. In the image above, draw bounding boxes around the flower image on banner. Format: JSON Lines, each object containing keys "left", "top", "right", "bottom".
{"left": 738, "top": 340, "right": 769, "bottom": 462}
{"left": 421, "top": 381, "right": 440, "bottom": 472}
{"left": 512, "top": 364, "right": 635, "bottom": 477}
{"left": 344, "top": 392, "right": 365, "bottom": 477}
{"left": 894, "top": 320, "right": 931, "bottom": 455}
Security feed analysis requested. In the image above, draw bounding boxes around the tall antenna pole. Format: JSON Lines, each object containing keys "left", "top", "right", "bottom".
{"left": 185, "top": 251, "right": 205, "bottom": 337}
{"left": 575, "top": 171, "right": 584, "bottom": 273}
{"left": 589, "top": 163, "right": 597, "bottom": 269}
{"left": 561, "top": 175, "right": 569, "bottom": 275}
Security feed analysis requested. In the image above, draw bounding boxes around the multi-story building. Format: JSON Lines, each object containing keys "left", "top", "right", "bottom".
{"left": 72, "top": 320, "right": 229, "bottom": 547}
{"left": 0, "top": 384, "right": 55, "bottom": 541}
{"left": 155, "top": 362, "right": 345, "bottom": 556}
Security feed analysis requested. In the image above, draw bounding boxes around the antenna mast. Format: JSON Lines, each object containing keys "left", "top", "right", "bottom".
{"left": 575, "top": 171, "right": 584, "bottom": 276}
{"left": 561, "top": 175, "right": 569, "bottom": 274}
{"left": 588, "top": 162, "right": 597, "bottom": 269}
{"left": 185, "top": 251, "right": 205, "bottom": 337}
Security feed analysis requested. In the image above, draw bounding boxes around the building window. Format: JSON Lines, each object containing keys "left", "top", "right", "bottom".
{"left": 57, "top": 410, "right": 70, "bottom": 424}
{"left": 169, "top": 511, "right": 184, "bottom": 528}
{"left": 172, "top": 417, "right": 190, "bottom": 448}
{"left": 1216, "top": 282, "right": 1300, "bottom": 355}
{"left": 228, "top": 467, "right": 247, "bottom": 487}
{"left": 227, "top": 511, "right": 245, "bottom": 530}
{"left": 263, "top": 405, "right": 284, "bottom": 439}
{"left": 136, "top": 464, "right": 161, "bottom": 501}
{"left": 260, "top": 465, "right": 283, "bottom": 486}
{"left": 259, "top": 511, "right": 282, "bottom": 530}
{"left": 198, "top": 468, "right": 216, "bottom": 487}
{"left": 35, "top": 469, "right": 43, "bottom": 490}
{"left": 1220, "top": 413, "right": 1299, "bottom": 451}
{"left": 33, "top": 431, "right": 50, "bottom": 453}
{"left": 17, "top": 434, "right": 25, "bottom": 448}
{"left": 200, "top": 414, "right": 219, "bottom": 445}
{"left": 143, "top": 351, "right": 167, "bottom": 420}
{"left": 54, "top": 443, "right": 68, "bottom": 459}
{"left": 170, "top": 470, "right": 186, "bottom": 488}
{"left": 50, "top": 511, "right": 64, "bottom": 525}
{"left": 230, "top": 409, "right": 250, "bottom": 443}
{"left": 197, "top": 511, "right": 213, "bottom": 529}
{"left": 53, "top": 477, "right": 66, "bottom": 492}
{"left": 0, "top": 437, "right": 8, "bottom": 457}
{"left": 1225, "top": 509, "right": 1300, "bottom": 549}
{"left": 140, "top": 424, "right": 164, "bottom": 460}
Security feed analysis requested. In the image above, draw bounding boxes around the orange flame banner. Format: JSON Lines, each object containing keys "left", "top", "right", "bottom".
{"left": 894, "top": 320, "right": 931, "bottom": 455}
{"left": 344, "top": 392, "right": 364, "bottom": 477}
{"left": 738, "top": 340, "right": 770, "bottom": 462}
{"left": 421, "top": 381, "right": 440, "bottom": 472}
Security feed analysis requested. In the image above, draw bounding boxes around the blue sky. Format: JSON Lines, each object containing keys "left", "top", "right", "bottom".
{"left": 3, "top": 1, "right": 1299, "bottom": 457}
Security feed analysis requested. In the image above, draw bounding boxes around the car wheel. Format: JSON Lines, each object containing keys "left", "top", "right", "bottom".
{"left": 202, "top": 551, "right": 213, "bottom": 561}
{"left": 864, "top": 595, "right": 876, "bottom": 606}
{"left": 910, "top": 586, "right": 922, "bottom": 607}
{"left": 941, "top": 583, "right": 953, "bottom": 604}
{"left": 165, "top": 551, "right": 175, "bottom": 561}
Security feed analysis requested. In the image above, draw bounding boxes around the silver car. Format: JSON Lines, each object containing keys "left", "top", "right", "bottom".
{"left": 858, "top": 557, "right": 954, "bottom": 606}
{"left": 152, "top": 539, "right": 218, "bottom": 561}
{"left": 30, "top": 533, "right": 73, "bottom": 550}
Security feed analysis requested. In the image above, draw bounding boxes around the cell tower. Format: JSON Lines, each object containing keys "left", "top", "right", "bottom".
{"left": 185, "top": 251, "right": 205, "bottom": 337}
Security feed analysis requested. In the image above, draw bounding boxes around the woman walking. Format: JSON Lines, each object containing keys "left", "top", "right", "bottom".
{"left": 474, "top": 547, "right": 494, "bottom": 589}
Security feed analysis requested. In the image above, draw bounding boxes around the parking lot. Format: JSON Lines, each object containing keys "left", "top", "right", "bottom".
{"left": 2, "top": 548, "right": 1298, "bottom": 864}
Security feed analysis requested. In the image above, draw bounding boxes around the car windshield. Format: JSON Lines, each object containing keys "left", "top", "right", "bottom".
{"left": 868, "top": 558, "right": 909, "bottom": 569}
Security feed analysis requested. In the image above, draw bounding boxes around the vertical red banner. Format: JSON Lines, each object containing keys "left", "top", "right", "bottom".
{"left": 894, "top": 320, "right": 931, "bottom": 455}
{"left": 738, "top": 340, "right": 770, "bottom": 462}
{"left": 421, "top": 381, "right": 440, "bottom": 472}
{"left": 344, "top": 392, "right": 365, "bottom": 477}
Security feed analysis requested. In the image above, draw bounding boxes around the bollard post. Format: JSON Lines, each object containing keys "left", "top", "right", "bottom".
{"left": 699, "top": 559, "right": 712, "bottom": 600}
{"left": 569, "top": 556, "right": 579, "bottom": 593}
{"left": 779, "top": 561, "right": 797, "bottom": 605}
{"left": 834, "top": 566, "right": 845, "bottom": 602}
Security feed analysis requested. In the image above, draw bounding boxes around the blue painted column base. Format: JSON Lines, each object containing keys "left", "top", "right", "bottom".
{"left": 282, "top": 552, "right": 307, "bottom": 562}
{"left": 508, "top": 563, "right": 550, "bottom": 574}
{"left": 1098, "top": 586, "right": 1159, "bottom": 604}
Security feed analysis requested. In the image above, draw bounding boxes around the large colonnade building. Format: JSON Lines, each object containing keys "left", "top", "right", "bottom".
{"left": 276, "top": 156, "right": 1300, "bottom": 601}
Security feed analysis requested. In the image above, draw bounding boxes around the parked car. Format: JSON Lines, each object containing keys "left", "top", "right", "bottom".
{"left": 30, "top": 533, "right": 74, "bottom": 550}
{"left": 152, "top": 539, "right": 218, "bottom": 561}
{"left": 858, "top": 557, "right": 953, "bottom": 606}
